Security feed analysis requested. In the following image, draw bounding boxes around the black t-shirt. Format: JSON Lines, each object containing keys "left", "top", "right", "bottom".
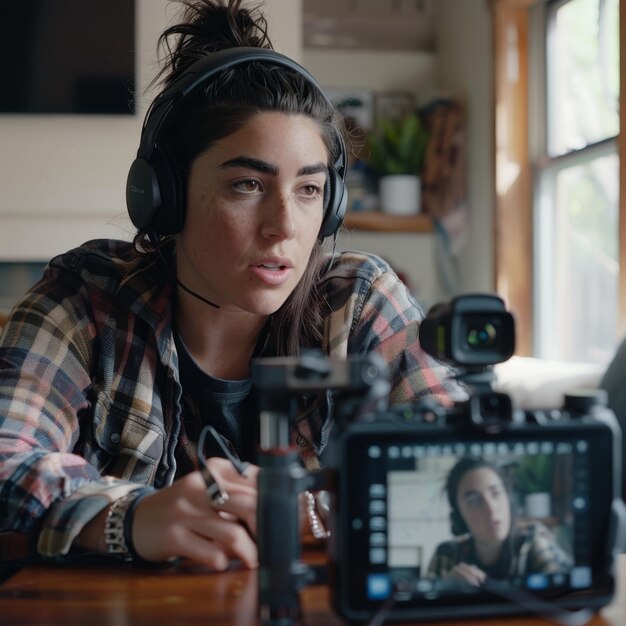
{"left": 173, "top": 330, "right": 259, "bottom": 469}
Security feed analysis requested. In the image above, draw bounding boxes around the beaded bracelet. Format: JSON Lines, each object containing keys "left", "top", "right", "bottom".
{"left": 304, "top": 490, "right": 331, "bottom": 540}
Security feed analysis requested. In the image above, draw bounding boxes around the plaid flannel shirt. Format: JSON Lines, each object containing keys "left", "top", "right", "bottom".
{"left": 426, "top": 521, "right": 574, "bottom": 580}
{"left": 0, "top": 239, "right": 462, "bottom": 559}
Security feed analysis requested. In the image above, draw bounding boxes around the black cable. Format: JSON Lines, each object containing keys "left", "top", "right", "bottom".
{"left": 147, "top": 231, "right": 221, "bottom": 309}
{"left": 176, "top": 278, "right": 220, "bottom": 309}
{"left": 482, "top": 578, "right": 595, "bottom": 626}
{"left": 365, "top": 578, "right": 595, "bottom": 626}
{"left": 198, "top": 424, "right": 251, "bottom": 480}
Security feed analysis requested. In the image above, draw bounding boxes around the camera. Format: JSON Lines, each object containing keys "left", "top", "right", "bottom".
{"left": 253, "top": 295, "right": 625, "bottom": 625}
{"left": 418, "top": 293, "right": 515, "bottom": 368}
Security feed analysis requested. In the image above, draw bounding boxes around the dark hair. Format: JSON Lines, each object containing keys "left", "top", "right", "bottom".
{"left": 446, "top": 456, "right": 508, "bottom": 536}
{"left": 134, "top": 0, "right": 348, "bottom": 355}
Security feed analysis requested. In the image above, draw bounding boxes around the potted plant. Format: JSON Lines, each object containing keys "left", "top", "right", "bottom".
{"left": 515, "top": 454, "right": 554, "bottom": 518}
{"left": 365, "top": 113, "right": 430, "bottom": 215}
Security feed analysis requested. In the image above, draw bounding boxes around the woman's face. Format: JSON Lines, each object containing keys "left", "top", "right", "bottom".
{"left": 456, "top": 467, "right": 512, "bottom": 547}
{"left": 176, "top": 111, "right": 328, "bottom": 317}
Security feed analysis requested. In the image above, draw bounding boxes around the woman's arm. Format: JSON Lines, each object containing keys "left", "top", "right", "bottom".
{"left": 75, "top": 460, "right": 259, "bottom": 569}
{"left": 0, "top": 266, "right": 101, "bottom": 550}
{"left": 337, "top": 254, "right": 466, "bottom": 406}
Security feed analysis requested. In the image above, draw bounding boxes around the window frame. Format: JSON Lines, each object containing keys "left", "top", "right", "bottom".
{"left": 491, "top": 0, "right": 626, "bottom": 357}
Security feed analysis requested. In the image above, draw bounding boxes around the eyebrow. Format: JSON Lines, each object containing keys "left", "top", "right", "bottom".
{"left": 461, "top": 483, "right": 502, "bottom": 501}
{"left": 218, "top": 156, "right": 328, "bottom": 177}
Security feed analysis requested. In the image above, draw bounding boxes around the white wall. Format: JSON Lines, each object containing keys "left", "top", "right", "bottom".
{"left": 0, "top": 0, "right": 164, "bottom": 260}
{"left": 303, "top": 49, "right": 435, "bottom": 99}
{"left": 301, "top": 47, "right": 442, "bottom": 305}
{"left": 0, "top": 0, "right": 493, "bottom": 303}
{"left": 302, "top": 1, "right": 494, "bottom": 305}
{"left": 435, "top": 0, "right": 494, "bottom": 294}
{"left": 0, "top": 0, "right": 302, "bottom": 261}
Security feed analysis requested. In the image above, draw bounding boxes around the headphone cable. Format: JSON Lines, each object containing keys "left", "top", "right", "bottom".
{"left": 176, "top": 279, "right": 220, "bottom": 309}
{"left": 147, "top": 230, "right": 221, "bottom": 309}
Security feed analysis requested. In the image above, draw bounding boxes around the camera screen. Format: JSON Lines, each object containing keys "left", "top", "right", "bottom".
{"left": 340, "top": 426, "right": 614, "bottom": 612}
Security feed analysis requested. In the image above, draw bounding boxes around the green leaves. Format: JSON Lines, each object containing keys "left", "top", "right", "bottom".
{"left": 366, "top": 114, "right": 430, "bottom": 176}
{"left": 516, "top": 454, "right": 555, "bottom": 494}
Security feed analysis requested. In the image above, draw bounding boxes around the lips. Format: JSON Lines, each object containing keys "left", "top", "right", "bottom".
{"left": 258, "top": 262, "right": 285, "bottom": 270}
{"left": 253, "top": 256, "right": 293, "bottom": 271}
{"left": 249, "top": 256, "right": 294, "bottom": 286}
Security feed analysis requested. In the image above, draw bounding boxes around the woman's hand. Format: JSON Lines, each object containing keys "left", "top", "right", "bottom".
{"left": 132, "top": 458, "right": 259, "bottom": 570}
{"left": 445, "top": 562, "right": 487, "bottom": 587}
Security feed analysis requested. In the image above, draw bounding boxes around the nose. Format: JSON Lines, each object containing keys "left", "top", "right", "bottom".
{"left": 260, "top": 190, "right": 296, "bottom": 240}
{"left": 484, "top": 496, "right": 499, "bottom": 518}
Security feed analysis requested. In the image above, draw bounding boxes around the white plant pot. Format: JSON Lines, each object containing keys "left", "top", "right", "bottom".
{"left": 525, "top": 492, "right": 551, "bottom": 518}
{"left": 379, "top": 175, "right": 421, "bottom": 216}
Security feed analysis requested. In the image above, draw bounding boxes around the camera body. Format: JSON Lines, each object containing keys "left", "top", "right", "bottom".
{"left": 327, "top": 395, "right": 622, "bottom": 623}
{"left": 253, "top": 295, "right": 625, "bottom": 624}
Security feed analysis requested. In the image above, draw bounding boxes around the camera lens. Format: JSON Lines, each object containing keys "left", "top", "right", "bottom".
{"left": 466, "top": 322, "right": 498, "bottom": 349}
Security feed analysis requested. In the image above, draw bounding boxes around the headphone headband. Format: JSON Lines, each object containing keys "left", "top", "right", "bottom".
{"left": 139, "top": 48, "right": 344, "bottom": 164}
{"left": 126, "top": 47, "right": 348, "bottom": 237}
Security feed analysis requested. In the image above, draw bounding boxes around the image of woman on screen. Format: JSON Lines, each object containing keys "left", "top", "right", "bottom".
{"left": 426, "top": 456, "right": 573, "bottom": 587}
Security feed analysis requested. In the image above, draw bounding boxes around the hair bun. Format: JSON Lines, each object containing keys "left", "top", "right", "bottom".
{"left": 155, "top": 0, "right": 273, "bottom": 89}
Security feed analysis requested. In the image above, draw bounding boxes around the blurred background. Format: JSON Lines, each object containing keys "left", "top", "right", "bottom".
{"left": 0, "top": 0, "right": 622, "bottom": 367}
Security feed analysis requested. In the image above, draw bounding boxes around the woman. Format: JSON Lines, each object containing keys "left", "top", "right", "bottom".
{"left": 0, "top": 0, "right": 460, "bottom": 570}
{"left": 427, "top": 456, "right": 573, "bottom": 586}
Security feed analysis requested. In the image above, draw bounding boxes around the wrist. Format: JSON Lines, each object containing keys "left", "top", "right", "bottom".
{"left": 104, "top": 489, "right": 151, "bottom": 561}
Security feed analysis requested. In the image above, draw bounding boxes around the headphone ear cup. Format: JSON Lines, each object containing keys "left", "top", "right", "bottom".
{"left": 319, "top": 164, "right": 347, "bottom": 239}
{"left": 450, "top": 509, "right": 468, "bottom": 536}
{"left": 149, "top": 148, "right": 185, "bottom": 235}
{"left": 126, "top": 148, "right": 185, "bottom": 236}
{"left": 126, "top": 157, "right": 161, "bottom": 231}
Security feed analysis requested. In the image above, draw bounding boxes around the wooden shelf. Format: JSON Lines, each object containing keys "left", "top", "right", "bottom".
{"left": 342, "top": 211, "right": 433, "bottom": 233}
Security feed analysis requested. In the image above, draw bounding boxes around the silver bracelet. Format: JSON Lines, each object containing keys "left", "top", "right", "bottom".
{"left": 304, "top": 490, "right": 331, "bottom": 540}
{"left": 104, "top": 492, "right": 140, "bottom": 561}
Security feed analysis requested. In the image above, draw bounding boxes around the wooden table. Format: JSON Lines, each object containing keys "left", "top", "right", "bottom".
{"left": 1, "top": 554, "right": 624, "bottom": 625}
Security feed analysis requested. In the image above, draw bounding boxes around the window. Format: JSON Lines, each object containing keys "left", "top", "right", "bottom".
{"left": 534, "top": 0, "right": 619, "bottom": 364}
{"left": 492, "top": 0, "right": 623, "bottom": 364}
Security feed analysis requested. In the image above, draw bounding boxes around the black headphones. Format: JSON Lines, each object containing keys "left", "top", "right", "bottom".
{"left": 450, "top": 508, "right": 469, "bottom": 536}
{"left": 126, "top": 47, "right": 348, "bottom": 239}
